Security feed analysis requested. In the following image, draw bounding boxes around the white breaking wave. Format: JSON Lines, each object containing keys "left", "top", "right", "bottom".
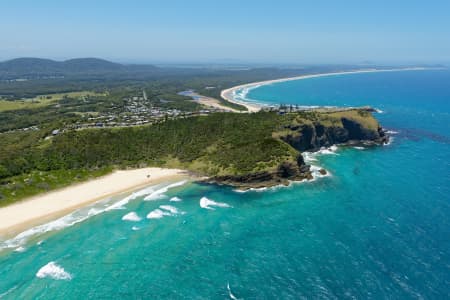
{"left": 200, "top": 197, "right": 231, "bottom": 210}
{"left": 232, "top": 146, "right": 336, "bottom": 194}
{"left": 146, "top": 209, "right": 171, "bottom": 219}
{"left": 233, "top": 86, "right": 267, "bottom": 107}
{"left": 353, "top": 146, "right": 365, "bottom": 150}
{"left": 233, "top": 178, "right": 314, "bottom": 193}
{"left": 0, "top": 204, "right": 107, "bottom": 251}
{"left": 233, "top": 185, "right": 274, "bottom": 193}
{"left": 305, "top": 146, "right": 338, "bottom": 179}
{"left": 106, "top": 185, "right": 159, "bottom": 210}
{"left": 303, "top": 152, "right": 318, "bottom": 163}
{"left": 386, "top": 130, "right": 399, "bottom": 135}
{"left": 0, "top": 181, "right": 189, "bottom": 252}
{"left": 316, "top": 145, "right": 339, "bottom": 155}
{"left": 303, "top": 145, "right": 339, "bottom": 163}
{"left": 36, "top": 262, "right": 72, "bottom": 281}
{"left": 384, "top": 136, "right": 394, "bottom": 146}
{"left": 14, "top": 246, "right": 26, "bottom": 253}
{"left": 121, "top": 212, "right": 142, "bottom": 222}
{"left": 143, "top": 193, "right": 167, "bottom": 201}
{"left": 170, "top": 196, "right": 182, "bottom": 202}
{"left": 159, "top": 205, "right": 182, "bottom": 215}
{"left": 147, "top": 204, "right": 184, "bottom": 219}
{"left": 131, "top": 226, "right": 140, "bottom": 231}
{"left": 144, "top": 180, "right": 188, "bottom": 201}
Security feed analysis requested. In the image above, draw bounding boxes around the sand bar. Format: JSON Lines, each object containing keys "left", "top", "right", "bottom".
{"left": 221, "top": 67, "right": 432, "bottom": 112}
{"left": 0, "top": 168, "right": 189, "bottom": 237}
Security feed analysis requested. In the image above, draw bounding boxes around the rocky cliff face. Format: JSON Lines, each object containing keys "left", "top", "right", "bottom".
{"left": 212, "top": 154, "right": 313, "bottom": 189}
{"left": 280, "top": 117, "right": 388, "bottom": 152}
{"left": 211, "top": 113, "right": 388, "bottom": 189}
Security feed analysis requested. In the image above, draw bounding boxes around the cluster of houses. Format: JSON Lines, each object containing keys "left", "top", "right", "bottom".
{"left": 68, "top": 92, "right": 223, "bottom": 130}
{"left": 2, "top": 90, "right": 229, "bottom": 136}
{"left": 14, "top": 125, "right": 40, "bottom": 132}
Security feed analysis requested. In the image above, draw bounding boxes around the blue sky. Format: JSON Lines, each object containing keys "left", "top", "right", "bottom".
{"left": 1, "top": 0, "right": 449, "bottom": 64}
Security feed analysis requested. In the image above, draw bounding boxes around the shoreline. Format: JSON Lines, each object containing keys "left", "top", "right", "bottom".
{"left": 220, "top": 67, "right": 433, "bottom": 111}
{"left": 188, "top": 91, "right": 240, "bottom": 112}
{"left": 0, "top": 168, "right": 190, "bottom": 238}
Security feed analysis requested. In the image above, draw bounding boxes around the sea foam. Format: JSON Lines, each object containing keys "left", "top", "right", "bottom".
{"left": 233, "top": 86, "right": 266, "bottom": 107}
{"left": 0, "top": 205, "right": 107, "bottom": 251}
{"left": 146, "top": 204, "right": 184, "bottom": 219}
{"left": 0, "top": 181, "right": 189, "bottom": 252}
{"left": 316, "top": 145, "right": 339, "bottom": 155}
{"left": 199, "top": 197, "right": 231, "bottom": 210}
{"left": 159, "top": 205, "right": 183, "bottom": 215}
{"left": 106, "top": 185, "right": 158, "bottom": 210}
{"left": 146, "top": 209, "right": 171, "bottom": 219}
{"left": 122, "top": 212, "right": 142, "bottom": 222}
{"left": 36, "top": 262, "right": 72, "bottom": 280}
{"left": 232, "top": 146, "right": 336, "bottom": 194}
{"left": 144, "top": 180, "right": 188, "bottom": 201}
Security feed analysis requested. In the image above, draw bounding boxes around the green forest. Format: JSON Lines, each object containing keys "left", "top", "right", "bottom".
{"left": 0, "top": 110, "right": 383, "bottom": 205}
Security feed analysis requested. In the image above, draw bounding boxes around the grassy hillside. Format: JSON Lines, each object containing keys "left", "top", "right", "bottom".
{"left": 0, "top": 110, "right": 385, "bottom": 205}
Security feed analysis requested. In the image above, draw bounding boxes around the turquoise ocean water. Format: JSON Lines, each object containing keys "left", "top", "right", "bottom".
{"left": 1, "top": 70, "right": 449, "bottom": 299}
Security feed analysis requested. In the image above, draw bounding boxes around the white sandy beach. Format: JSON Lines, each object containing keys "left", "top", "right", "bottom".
{"left": 220, "top": 67, "right": 430, "bottom": 112}
{"left": 0, "top": 168, "right": 189, "bottom": 236}
{"left": 190, "top": 92, "right": 240, "bottom": 112}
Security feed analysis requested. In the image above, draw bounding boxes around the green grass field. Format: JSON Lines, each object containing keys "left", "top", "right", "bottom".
{"left": 0, "top": 91, "right": 106, "bottom": 112}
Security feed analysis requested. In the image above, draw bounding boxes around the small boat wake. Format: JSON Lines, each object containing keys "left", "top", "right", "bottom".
{"left": 227, "top": 282, "right": 240, "bottom": 300}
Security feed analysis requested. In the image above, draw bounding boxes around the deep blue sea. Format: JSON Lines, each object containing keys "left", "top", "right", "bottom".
{"left": 1, "top": 70, "right": 449, "bottom": 299}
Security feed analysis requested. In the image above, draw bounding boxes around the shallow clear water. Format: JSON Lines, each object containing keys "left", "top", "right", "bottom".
{"left": 1, "top": 70, "right": 449, "bottom": 299}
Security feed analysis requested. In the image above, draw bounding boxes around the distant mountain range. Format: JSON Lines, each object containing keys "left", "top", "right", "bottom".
{"left": 0, "top": 58, "right": 159, "bottom": 79}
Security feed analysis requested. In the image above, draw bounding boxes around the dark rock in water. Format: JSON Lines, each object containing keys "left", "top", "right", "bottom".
{"left": 319, "top": 169, "right": 327, "bottom": 175}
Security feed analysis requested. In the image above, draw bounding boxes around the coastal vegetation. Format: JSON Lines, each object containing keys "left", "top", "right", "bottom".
{"left": 0, "top": 110, "right": 386, "bottom": 205}
{"left": 0, "top": 58, "right": 390, "bottom": 205}
{"left": 0, "top": 58, "right": 371, "bottom": 112}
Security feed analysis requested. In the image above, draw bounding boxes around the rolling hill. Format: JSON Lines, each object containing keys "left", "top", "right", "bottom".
{"left": 0, "top": 57, "right": 158, "bottom": 79}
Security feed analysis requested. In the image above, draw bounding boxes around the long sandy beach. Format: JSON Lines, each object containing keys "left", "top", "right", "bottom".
{"left": 0, "top": 168, "right": 189, "bottom": 237}
{"left": 221, "top": 67, "right": 430, "bottom": 111}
